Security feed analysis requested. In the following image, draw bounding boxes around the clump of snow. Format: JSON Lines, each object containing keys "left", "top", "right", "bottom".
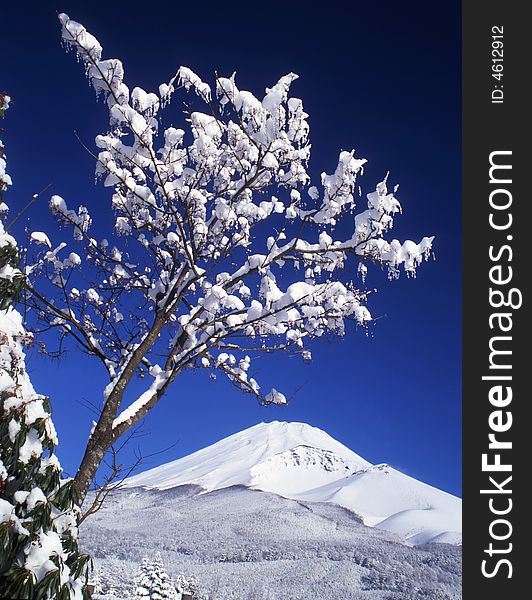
{"left": 24, "top": 530, "right": 69, "bottom": 583}
{"left": 30, "top": 232, "right": 52, "bottom": 248}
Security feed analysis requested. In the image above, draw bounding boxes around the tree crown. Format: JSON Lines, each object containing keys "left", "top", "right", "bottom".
{"left": 24, "top": 14, "right": 433, "bottom": 436}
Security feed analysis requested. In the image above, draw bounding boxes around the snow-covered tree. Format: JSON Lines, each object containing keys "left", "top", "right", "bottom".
{"left": 134, "top": 554, "right": 178, "bottom": 599}
{"left": 174, "top": 573, "right": 207, "bottom": 600}
{"left": 22, "top": 14, "right": 434, "bottom": 503}
{"left": 0, "top": 93, "right": 91, "bottom": 600}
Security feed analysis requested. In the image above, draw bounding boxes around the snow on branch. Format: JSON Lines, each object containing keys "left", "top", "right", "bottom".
{"left": 0, "top": 94, "right": 12, "bottom": 199}
{"left": 24, "top": 15, "right": 433, "bottom": 434}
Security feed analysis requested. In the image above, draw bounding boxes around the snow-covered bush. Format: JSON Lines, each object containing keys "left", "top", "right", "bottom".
{"left": 134, "top": 553, "right": 178, "bottom": 599}
{"left": 22, "top": 15, "right": 433, "bottom": 502}
{"left": 0, "top": 94, "right": 91, "bottom": 600}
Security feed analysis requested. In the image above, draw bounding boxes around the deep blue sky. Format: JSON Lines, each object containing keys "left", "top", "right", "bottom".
{"left": 2, "top": 2, "right": 461, "bottom": 495}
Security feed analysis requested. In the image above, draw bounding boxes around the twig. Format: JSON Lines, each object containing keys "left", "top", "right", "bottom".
{"left": 5, "top": 183, "right": 52, "bottom": 231}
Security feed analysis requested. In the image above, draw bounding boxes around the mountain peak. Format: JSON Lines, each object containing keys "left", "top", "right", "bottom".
{"left": 125, "top": 419, "right": 370, "bottom": 492}
{"left": 246, "top": 420, "right": 329, "bottom": 434}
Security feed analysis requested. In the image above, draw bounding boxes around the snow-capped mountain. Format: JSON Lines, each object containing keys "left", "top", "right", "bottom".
{"left": 124, "top": 421, "right": 461, "bottom": 545}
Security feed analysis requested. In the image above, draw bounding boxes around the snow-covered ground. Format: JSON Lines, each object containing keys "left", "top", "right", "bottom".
{"left": 124, "top": 421, "right": 461, "bottom": 545}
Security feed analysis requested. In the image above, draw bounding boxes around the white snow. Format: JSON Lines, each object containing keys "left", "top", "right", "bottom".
{"left": 112, "top": 368, "right": 170, "bottom": 429}
{"left": 124, "top": 421, "right": 461, "bottom": 545}
{"left": 125, "top": 421, "right": 369, "bottom": 492}
{"left": 291, "top": 463, "right": 462, "bottom": 545}
{"left": 0, "top": 498, "right": 28, "bottom": 535}
{"left": 30, "top": 231, "right": 52, "bottom": 248}
{"left": 24, "top": 530, "right": 69, "bottom": 584}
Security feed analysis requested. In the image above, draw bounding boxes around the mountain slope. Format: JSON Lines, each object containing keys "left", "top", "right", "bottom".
{"left": 81, "top": 486, "right": 462, "bottom": 600}
{"left": 124, "top": 421, "right": 461, "bottom": 545}
{"left": 291, "top": 464, "right": 461, "bottom": 545}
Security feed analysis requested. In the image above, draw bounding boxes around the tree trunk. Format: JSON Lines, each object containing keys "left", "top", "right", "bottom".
{"left": 73, "top": 312, "right": 171, "bottom": 505}
{"left": 74, "top": 431, "right": 114, "bottom": 506}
